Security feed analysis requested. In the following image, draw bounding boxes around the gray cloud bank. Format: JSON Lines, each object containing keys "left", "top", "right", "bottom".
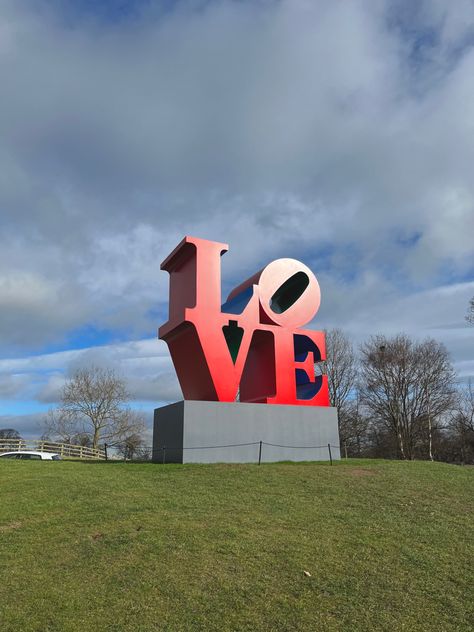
{"left": 0, "top": 0, "right": 473, "bottom": 428}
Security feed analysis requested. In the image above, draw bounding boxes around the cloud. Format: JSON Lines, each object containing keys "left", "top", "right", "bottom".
{"left": 0, "top": 373, "right": 31, "bottom": 398}
{"left": 0, "top": 0, "right": 473, "bottom": 427}
{"left": 0, "top": 413, "right": 46, "bottom": 439}
{"left": 0, "top": 338, "right": 180, "bottom": 406}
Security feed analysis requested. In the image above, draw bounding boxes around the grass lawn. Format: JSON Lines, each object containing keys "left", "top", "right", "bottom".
{"left": 0, "top": 458, "right": 473, "bottom": 631}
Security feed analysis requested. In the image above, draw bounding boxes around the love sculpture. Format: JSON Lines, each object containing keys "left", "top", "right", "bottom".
{"left": 153, "top": 236, "right": 339, "bottom": 464}
{"left": 159, "top": 236, "right": 329, "bottom": 406}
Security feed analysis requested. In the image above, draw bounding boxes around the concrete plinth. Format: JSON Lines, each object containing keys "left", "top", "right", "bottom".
{"left": 152, "top": 400, "right": 340, "bottom": 463}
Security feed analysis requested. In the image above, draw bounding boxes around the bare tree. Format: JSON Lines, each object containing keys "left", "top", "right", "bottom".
{"left": 359, "top": 334, "right": 456, "bottom": 460}
{"left": 338, "top": 396, "right": 370, "bottom": 457}
{"left": 324, "top": 329, "right": 359, "bottom": 454}
{"left": 466, "top": 297, "right": 474, "bottom": 325}
{"left": 456, "top": 379, "right": 474, "bottom": 431}
{"left": 0, "top": 428, "right": 22, "bottom": 450}
{"left": 45, "top": 367, "right": 145, "bottom": 450}
{"left": 450, "top": 379, "right": 474, "bottom": 463}
{"left": 43, "top": 408, "right": 77, "bottom": 444}
{"left": 0, "top": 428, "right": 21, "bottom": 439}
{"left": 417, "top": 339, "right": 458, "bottom": 461}
{"left": 116, "top": 432, "right": 146, "bottom": 460}
{"left": 325, "top": 328, "right": 357, "bottom": 415}
{"left": 135, "top": 445, "right": 152, "bottom": 461}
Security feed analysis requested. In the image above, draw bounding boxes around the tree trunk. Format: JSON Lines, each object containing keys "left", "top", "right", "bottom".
{"left": 396, "top": 417, "right": 406, "bottom": 459}
{"left": 427, "top": 396, "right": 434, "bottom": 461}
{"left": 93, "top": 428, "right": 100, "bottom": 451}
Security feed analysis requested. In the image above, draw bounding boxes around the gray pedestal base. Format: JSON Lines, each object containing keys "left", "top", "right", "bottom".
{"left": 152, "top": 400, "right": 340, "bottom": 463}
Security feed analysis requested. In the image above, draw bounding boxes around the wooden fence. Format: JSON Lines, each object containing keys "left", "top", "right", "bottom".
{"left": 0, "top": 438, "right": 106, "bottom": 460}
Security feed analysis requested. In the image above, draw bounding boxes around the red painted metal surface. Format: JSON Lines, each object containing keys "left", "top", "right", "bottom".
{"left": 159, "top": 236, "right": 329, "bottom": 406}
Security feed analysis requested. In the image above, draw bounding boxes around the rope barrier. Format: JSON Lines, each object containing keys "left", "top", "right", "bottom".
{"left": 181, "top": 441, "right": 260, "bottom": 450}
{"left": 261, "top": 442, "right": 331, "bottom": 449}
{"left": 151, "top": 443, "right": 339, "bottom": 451}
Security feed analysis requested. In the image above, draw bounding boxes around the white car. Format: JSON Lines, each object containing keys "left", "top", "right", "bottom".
{"left": 0, "top": 451, "right": 61, "bottom": 460}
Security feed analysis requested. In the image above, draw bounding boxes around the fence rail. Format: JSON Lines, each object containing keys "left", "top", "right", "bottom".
{"left": 0, "top": 438, "right": 106, "bottom": 460}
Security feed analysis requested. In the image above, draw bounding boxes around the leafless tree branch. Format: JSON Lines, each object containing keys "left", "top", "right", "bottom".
{"left": 44, "top": 367, "right": 146, "bottom": 449}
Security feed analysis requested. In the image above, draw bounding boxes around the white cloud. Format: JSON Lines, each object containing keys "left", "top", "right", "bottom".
{"left": 0, "top": 338, "right": 180, "bottom": 408}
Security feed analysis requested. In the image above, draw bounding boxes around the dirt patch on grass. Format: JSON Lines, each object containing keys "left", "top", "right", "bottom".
{"left": 348, "top": 468, "right": 377, "bottom": 477}
{"left": 0, "top": 521, "right": 22, "bottom": 532}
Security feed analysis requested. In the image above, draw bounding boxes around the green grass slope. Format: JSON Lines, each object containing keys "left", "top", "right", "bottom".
{"left": 0, "top": 459, "right": 473, "bottom": 632}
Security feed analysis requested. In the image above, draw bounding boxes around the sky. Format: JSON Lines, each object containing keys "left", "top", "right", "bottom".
{"left": 1, "top": 0, "right": 473, "bottom": 441}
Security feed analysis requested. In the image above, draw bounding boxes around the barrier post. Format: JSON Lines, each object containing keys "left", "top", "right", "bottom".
{"left": 328, "top": 443, "right": 333, "bottom": 466}
{"left": 162, "top": 446, "right": 166, "bottom": 464}
{"left": 104, "top": 443, "right": 108, "bottom": 461}
{"left": 258, "top": 440, "right": 262, "bottom": 465}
